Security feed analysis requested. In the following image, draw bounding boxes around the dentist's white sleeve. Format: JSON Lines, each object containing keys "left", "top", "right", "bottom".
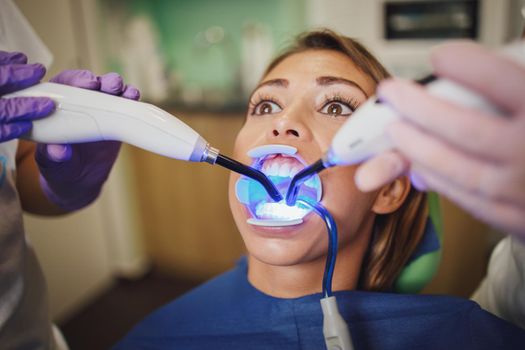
{"left": 471, "top": 236, "right": 525, "bottom": 329}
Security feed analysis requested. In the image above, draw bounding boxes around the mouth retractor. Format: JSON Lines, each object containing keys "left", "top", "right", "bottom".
{"left": 202, "top": 145, "right": 283, "bottom": 202}
{"left": 235, "top": 144, "right": 322, "bottom": 227}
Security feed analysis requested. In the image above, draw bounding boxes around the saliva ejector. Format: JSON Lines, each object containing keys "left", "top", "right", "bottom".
{"left": 5, "top": 82, "right": 282, "bottom": 202}
{"left": 286, "top": 40, "right": 525, "bottom": 205}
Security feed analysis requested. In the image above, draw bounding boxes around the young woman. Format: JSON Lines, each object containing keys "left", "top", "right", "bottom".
{"left": 114, "top": 30, "right": 525, "bottom": 350}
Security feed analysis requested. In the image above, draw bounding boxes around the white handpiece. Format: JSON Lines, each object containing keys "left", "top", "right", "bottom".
{"left": 326, "top": 40, "right": 525, "bottom": 166}
{"left": 5, "top": 82, "right": 209, "bottom": 161}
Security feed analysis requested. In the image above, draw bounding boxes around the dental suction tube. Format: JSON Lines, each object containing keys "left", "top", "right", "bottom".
{"left": 286, "top": 40, "right": 525, "bottom": 205}
{"left": 6, "top": 82, "right": 282, "bottom": 201}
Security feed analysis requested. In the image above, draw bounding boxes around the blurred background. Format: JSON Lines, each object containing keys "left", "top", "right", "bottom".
{"left": 12, "top": 0, "right": 525, "bottom": 348}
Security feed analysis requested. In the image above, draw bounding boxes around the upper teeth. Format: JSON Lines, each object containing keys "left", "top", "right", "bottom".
{"left": 261, "top": 157, "right": 303, "bottom": 178}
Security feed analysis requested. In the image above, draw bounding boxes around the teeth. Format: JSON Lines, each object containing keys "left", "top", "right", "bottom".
{"left": 261, "top": 156, "right": 304, "bottom": 179}
{"left": 269, "top": 163, "right": 279, "bottom": 176}
{"left": 262, "top": 163, "right": 270, "bottom": 174}
{"left": 290, "top": 166, "right": 301, "bottom": 177}
{"left": 279, "top": 163, "right": 291, "bottom": 177}
{"left": 255, "top": 201, "right": 309, "bottom": 220}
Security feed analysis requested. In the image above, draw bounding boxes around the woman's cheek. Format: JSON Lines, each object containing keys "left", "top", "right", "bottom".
{"left": 320, "top": 166, "right": 374, "bottom": 236}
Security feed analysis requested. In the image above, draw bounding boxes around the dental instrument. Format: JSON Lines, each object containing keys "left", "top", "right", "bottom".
{"left": 5, "top": 82, "right": 282, "bottom": 201}
{"left": 286, "top": 40, "right": 525, "bottom": 206}
{"left": 297, "top": 198, "right": 354, "bottom": 350}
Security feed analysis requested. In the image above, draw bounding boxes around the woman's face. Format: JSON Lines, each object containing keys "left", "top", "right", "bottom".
{"left": 229, "top": 49, "right": 379, "bottom": 268}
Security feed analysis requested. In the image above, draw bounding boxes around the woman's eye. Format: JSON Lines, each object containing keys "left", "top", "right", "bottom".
{"left": 253, "top": 101, "right": 282, "bottom": 115}
{"left": 320, "top": 102, "right": 353, "bottom": 117}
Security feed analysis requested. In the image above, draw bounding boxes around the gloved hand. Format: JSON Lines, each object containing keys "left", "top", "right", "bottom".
{"left": 36, "top": 70, "right": 140, "bottom": 210}
{"left": 355, "top": 41, "right": 525, "bottom": 238}
{"left": 0, "top": 51, "right": 55, "bottom": 142}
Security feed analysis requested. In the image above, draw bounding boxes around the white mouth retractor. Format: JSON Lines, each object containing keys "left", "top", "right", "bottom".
{"left": 236, "top": 144, "right": 322, "bottom": 227}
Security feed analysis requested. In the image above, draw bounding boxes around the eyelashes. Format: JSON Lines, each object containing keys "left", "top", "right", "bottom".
{"left": 322, "top": 93, "right": 360, "bottom": 112}
{"left": 248, "top": 92, "right": 361, "bottom": 117}
{"left": 248, "top": 93, "right": 282, "bottom": 115}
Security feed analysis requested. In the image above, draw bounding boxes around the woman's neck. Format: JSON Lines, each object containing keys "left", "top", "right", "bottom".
{"left": 247, "top": 217, "right": 373, "bottom": 298}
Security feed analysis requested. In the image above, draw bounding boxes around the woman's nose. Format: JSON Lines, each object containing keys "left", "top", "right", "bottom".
{"left": 268, "top": 114, "right": 312, "bottom": 142}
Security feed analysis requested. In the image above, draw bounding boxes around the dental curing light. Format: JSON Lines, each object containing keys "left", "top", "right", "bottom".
{"left": 286, "top": 40, "right": 525, "bottom": 205}
{"left": 5, "top": 82, "right": 282, "bottom": 201}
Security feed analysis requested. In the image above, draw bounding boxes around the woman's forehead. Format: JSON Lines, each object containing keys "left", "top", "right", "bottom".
{"left": 263, "top": 50, "right": 376, "bottom": 95}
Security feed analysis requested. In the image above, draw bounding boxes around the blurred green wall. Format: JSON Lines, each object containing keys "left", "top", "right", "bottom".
{"left": 99, "top": 0, "right": 306, "bottom": 107}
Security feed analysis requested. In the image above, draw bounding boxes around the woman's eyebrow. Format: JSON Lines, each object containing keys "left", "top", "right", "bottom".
{"left": 255, "top": 78, "right": 289, "bottom": 90}
{"left": 316, "top": 76, "right": 368, "bottom": 98}
{"left": 249, "top": 78, "right": 289, "bottom": 101}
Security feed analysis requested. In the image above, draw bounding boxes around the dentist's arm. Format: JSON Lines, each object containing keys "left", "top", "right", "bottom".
{"left": 355, "top": 41, "right": 525, "bottom": 240}
{"left": 471, "top": 236, "right": 525, "bottom": 329}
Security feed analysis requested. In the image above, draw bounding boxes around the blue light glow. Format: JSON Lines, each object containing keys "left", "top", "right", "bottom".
{"left": 255, "top": 200, "right": 310, "bottom": 220}
{"left": 235, "top": 170, "right": 322, "bottom": 222}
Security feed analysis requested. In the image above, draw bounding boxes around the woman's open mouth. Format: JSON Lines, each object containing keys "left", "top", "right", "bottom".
{"left": 235, "top": 144, "right": 322, "bottom": 227}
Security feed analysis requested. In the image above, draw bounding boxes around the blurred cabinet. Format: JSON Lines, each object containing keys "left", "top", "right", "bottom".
{"left": 129, "top": 112, "right": 246, "bottom": 279}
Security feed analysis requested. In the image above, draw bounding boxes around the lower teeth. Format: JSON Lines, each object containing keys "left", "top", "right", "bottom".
{"left": 255, "top": 200, "right": 310, "bottom": 220}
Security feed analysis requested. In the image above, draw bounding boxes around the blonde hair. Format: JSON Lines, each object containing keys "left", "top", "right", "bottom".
{"left": 265, "top": 29, "right": 428, "bottom": 291}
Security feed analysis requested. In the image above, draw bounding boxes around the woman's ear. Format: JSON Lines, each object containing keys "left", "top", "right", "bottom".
{"left": 371, "top": 176, "right": 411, "bottom": 214}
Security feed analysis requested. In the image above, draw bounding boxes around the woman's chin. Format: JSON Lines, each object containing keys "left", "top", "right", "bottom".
{"left": 247, "top": 242, "right": 314, "bottom": 267}
{"left": 240, "top": 213, "right": 327, "bottom": 267}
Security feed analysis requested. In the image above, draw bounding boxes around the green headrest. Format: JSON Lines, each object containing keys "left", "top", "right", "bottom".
{"left": 394, "top": 192, "right": 443, "bottom": 294}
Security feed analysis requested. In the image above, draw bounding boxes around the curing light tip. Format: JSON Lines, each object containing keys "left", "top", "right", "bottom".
{"left": 286, "top": 159, "right": 326, "bottom": 206}
{"left": 215, "top": 154, "right": 283, "bottom": 202}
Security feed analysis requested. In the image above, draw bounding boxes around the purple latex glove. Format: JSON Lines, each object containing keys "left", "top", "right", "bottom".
{"left": 35, "top": 70, "right": 140, "bottom": 210}
{"left": 0, "top": 51, "right": 55, "bottom": 142}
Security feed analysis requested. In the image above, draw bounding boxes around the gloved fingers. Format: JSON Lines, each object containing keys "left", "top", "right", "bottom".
{"left": 410, "top": 162, "right": 525, "bottom": 238}
{"left": 99, "top": 72, "right": 124, "bottom": 95}
{"left": 50, "top": 69, "right": 101, "bottom": 90}
{"left": 50, "top": 69, "right": 140, "bottom": 100}
{"left": 0, "top": 51, "right": 28, "bottom": 65}
{"left": 0, "top": 63, "right": 46, "bottom": 95}
{"left": 431, "top": 40, "right": 525, "bottom": 114}
{"left": 355, "top": 150, "right": 409, "bottom": 192}
{"left": 377, "top": 79, "right": 508, "bottom": 161}
{"left": 409, "top": 171, "right": 428, "bottom": 192}
{"left": 99, "top": 72, "right": 140, "bottom": 99}
{"left": 42, "top": 144, "right": 73, "bottom": 162}
{"left": 0, "top": 97, "right": 55, "bottom": 122}
{"left": 0, "top": 121, "right": 32, "bottom": 142}
{"left": 121, "top": 84, "right": 140, "bottom": 100}
{"left": 389, "top": 120, "right": 519, "bottom": 204}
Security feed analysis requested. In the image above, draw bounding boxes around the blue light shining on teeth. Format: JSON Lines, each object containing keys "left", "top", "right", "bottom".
{"left": 235, "top": 164, "right": 323, "bottom": 223}
{"left": 255, "top": 199, "right": 310, "bottom": 220}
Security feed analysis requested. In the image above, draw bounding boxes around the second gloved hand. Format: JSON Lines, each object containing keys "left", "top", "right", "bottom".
{"left": 355, "top": 41, "right": 525, "bottom": 238}
{"left": 36, "top": 70, "right": 140, "bottom": 210}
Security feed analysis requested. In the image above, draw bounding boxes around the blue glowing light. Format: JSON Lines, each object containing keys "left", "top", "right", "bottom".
{"left": 235, "top": 171, "right": 322, "bottom": 222}
{"left": 255, "top": 200, "right": 310, "bottom": 220}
